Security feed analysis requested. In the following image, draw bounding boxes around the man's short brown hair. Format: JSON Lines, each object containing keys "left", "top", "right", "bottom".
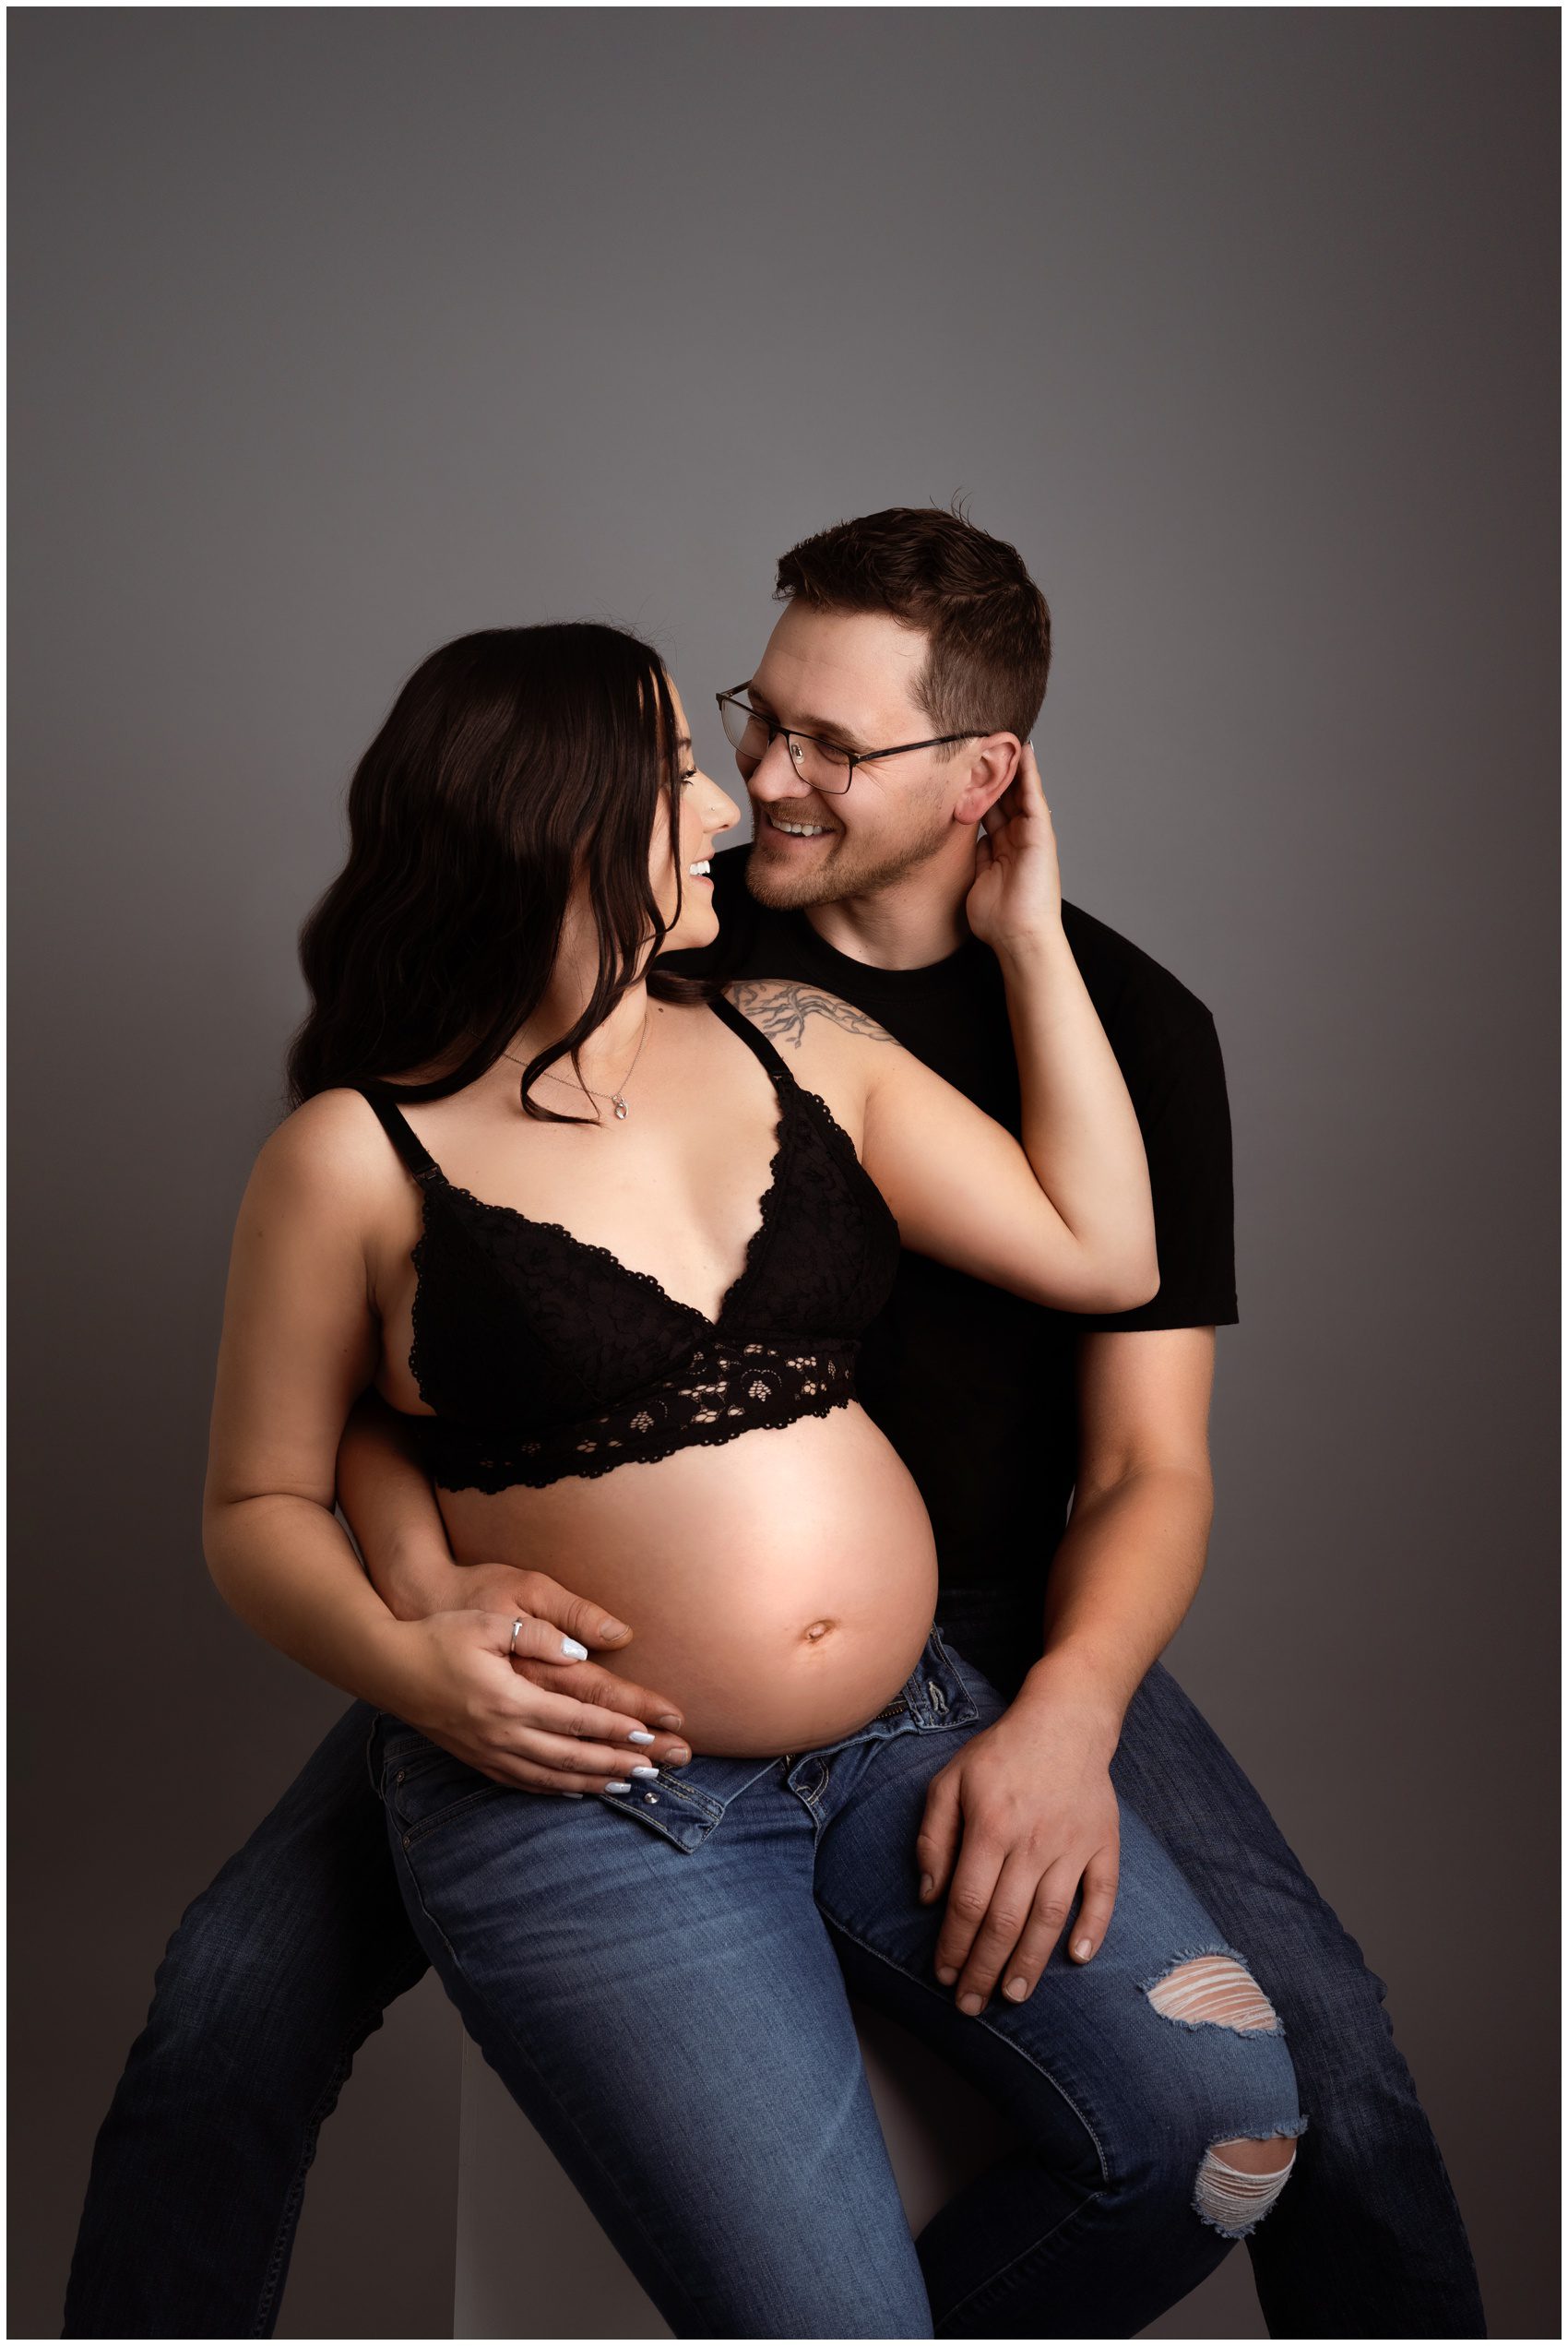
{"left": 774, "top": 504, "right": 1051, "bottom": 747}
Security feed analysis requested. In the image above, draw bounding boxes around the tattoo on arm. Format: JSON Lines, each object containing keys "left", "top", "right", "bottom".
{"left": 725, "top": 980, "right": 895, "bottom": 1054}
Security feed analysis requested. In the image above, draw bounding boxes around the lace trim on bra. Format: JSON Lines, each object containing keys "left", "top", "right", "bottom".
{"left": 365, "top": 1008, "right": 899, "bottom": 1491}
{"left": 410, "top": 1070, "right": 792, "bottom": 1336}
{"left": 420, "top": 1336, "right": 860, "bottom": 1493}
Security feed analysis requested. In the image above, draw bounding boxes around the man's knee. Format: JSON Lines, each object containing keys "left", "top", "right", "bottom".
{"left": 137, "top": 1878, "right": 293, "bottom": 2065}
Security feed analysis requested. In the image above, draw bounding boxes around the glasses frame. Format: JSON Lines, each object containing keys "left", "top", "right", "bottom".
{"left": 715, "top": 685, "right": 993, "bottom": 796}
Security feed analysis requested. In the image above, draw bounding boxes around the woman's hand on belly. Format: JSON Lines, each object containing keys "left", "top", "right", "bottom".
{"left": 382, "top": 1609, "right": 694, "bottom": 1794}
{"left": 425, "top": 1558, "right": 695, "bottom": 1745}
{"left": 439, "top": 1409, "right": 944, "bottom": 1757}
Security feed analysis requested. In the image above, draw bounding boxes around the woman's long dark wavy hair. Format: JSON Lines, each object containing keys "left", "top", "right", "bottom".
{"left": 284, "top": 622, "right": 713, "bottom": 1119}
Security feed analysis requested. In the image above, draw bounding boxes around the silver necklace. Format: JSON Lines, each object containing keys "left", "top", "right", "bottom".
{"left": 502, "top": 1006, "right": 651, "bottom": 1121}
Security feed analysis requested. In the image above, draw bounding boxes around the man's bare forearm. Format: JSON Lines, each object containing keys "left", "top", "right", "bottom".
{"left": 336, "top": 1387, "right": 462, "bottom": 1619}
{"left": 1017, "top": 1466, "right": 1215, "bottom": 1745}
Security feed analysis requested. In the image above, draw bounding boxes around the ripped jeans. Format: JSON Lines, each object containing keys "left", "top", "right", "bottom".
{"left": 374, "top": 1626, "right": 1304, "bottom": 2339}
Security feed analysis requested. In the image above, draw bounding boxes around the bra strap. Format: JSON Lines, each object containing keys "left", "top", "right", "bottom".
{"left": 708, "top": 988, "right": 799, "bottom": 1094}
{"left": 355, "top": 1081, "right": 441, "bottom": 1184}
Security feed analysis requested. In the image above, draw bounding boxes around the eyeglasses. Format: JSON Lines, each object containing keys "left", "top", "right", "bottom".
{"left": 715, "top": 685, "right": 993, "bottom": 797}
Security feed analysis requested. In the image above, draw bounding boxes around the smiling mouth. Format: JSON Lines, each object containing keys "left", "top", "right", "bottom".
{"left": 764, "top": 810, "right": 837, "bottom": 840}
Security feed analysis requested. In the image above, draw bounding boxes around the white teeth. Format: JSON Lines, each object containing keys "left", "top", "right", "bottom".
{"left": 770, "top": 816, "right": 831, "bottom": 838}
{"left": 687, "top": 859, "right": 710, "bottom": 875}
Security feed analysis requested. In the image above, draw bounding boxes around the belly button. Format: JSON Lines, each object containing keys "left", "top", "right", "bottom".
{"left": 802, "top": 1619, "right": 838, "bottom": 1643}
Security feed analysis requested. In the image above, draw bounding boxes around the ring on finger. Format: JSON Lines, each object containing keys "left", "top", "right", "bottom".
{"left": 508, "top": 1617, "right": 523, "bottom": 1659}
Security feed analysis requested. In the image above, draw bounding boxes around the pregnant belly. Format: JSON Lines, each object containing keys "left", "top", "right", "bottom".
{"left": 435, "top": 1403, "right": 940, "bottom": 1757}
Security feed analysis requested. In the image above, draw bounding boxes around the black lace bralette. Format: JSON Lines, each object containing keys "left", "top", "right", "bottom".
{"left": 354, "top": 993, "right": 902, "bottom": 1493}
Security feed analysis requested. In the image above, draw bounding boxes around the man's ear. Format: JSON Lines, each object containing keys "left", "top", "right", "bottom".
{"left": 951, "top": 732, "right": 1022, "bottom": 825}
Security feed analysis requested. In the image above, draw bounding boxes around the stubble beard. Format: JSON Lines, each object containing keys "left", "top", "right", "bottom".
{"left": 744, "top": 793, "right": 953, "bottom": 911}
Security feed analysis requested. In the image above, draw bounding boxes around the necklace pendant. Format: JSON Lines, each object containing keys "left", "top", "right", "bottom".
{"left": 612, "top": 1095, "right": 629, "bottom": 1120}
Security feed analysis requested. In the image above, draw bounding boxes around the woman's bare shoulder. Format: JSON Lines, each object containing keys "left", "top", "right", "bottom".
{"left": 248, "top": 1085, "right": 405, "bottom": 1219}
{"left": 722, "top": 977, "right": 897, "bottom": 1054}
{"left": 719, "top": 980, "right": 908, "bottom": 1140}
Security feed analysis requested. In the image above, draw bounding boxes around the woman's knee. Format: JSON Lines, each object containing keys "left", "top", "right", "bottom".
{"left": 1133, "top": 1949, "right": 1307, "bottom": 2242}
{"left": 1193, "top": 2130, "right": 1302, "bottom": 2238}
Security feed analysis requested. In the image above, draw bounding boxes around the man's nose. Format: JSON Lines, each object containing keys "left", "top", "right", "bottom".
{"left": 747, "top": 732, "right": 814, "bottom": 798}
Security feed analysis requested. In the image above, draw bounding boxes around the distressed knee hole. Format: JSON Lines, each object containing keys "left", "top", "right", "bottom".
{"left": 1146, "top": 1953, "right": 1281, "bottom": 2033}
{"left": 1194, "top": 2137, "right": 1298, "bottom": 2236}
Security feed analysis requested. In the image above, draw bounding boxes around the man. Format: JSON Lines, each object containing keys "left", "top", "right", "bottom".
{"left": 65, "top": 507, "right": 1483, "bottom": 2338}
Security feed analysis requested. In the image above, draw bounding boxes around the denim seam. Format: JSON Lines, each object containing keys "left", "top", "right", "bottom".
{"left": 930, "top": 2184, "right": 1109, "bottom": 2336}
{"left": 393, "top": 1836, "right": 710, "bottom": 2336}
{"left": 925, "top": 1627, "right": 983, "bottom": 1715}
{"left": 386, "top": 1745, "right": 466, "bottom": 1789}
{"left": 251, "top": 1955, "right": 430, "bottom": 2335}
{"left": 600, "top": 1753, "right": 779, "bottom": 1833}
{"left": 602, "top": 1777, "right": 730, "bottom": 1828}
{"left": 398, "top": 1782, "right": 510, "bottom": 1848}
{"left": 816, "top": 1906, "right": 1110, "bottom": 2184}
{"left": 915, "top": 1668, "right": 978, "bottom": 1732}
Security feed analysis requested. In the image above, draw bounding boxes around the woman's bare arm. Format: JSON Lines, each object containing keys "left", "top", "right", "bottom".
{"left": 203, "top": 1098, "right": 421, "bottom": 1702}
{"left": 202, "top": 1091, "right": 687, "bottom": 1788}
{"left": 868, "top": 926, "right": 1156, "bottom": 1311}
{"left": 729, "top": 746, "right": 1157, "bottom": 1315}
{"left": 726, "top": 965, "right": 1158, "bottom": 1316}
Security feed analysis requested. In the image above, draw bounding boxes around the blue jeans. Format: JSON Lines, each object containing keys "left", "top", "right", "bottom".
{"left": 64, "top": 1590, "right": 1485, "bottom": 2337}
{"left": 374, "top": 1626, "right": 1303, "bottom": 2338}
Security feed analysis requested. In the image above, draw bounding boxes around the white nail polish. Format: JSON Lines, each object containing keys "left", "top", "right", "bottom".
{"left": 626, "top": 1730, "right": 656, "bottom": 1745}
{"left": 561, "top": 1635, "right": 589, "bottom": 1660}
{"left": 603, "top": 1780, "right": 632, "bottom": 1793}
{"left": 630, "top": 1764, "right": 659, "bottom": 1779}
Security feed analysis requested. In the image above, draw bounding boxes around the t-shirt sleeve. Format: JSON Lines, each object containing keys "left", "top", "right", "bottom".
{"left": 1074, "top": 1006, "right": 1239, "bottom": 1332}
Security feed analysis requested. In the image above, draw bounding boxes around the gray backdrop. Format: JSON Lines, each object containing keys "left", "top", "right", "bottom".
{"left": 10, "top": 8, "right": 1557, "bottom": 2338}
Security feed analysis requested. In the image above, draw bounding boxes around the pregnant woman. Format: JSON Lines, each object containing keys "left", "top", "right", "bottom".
{"left": 203, "top": 620, "right": 1305, "bottom": 2338}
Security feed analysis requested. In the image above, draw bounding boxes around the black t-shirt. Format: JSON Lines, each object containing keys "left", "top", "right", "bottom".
{"left": 660, "top": 845, "right": 1238, "bottom": 1594}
